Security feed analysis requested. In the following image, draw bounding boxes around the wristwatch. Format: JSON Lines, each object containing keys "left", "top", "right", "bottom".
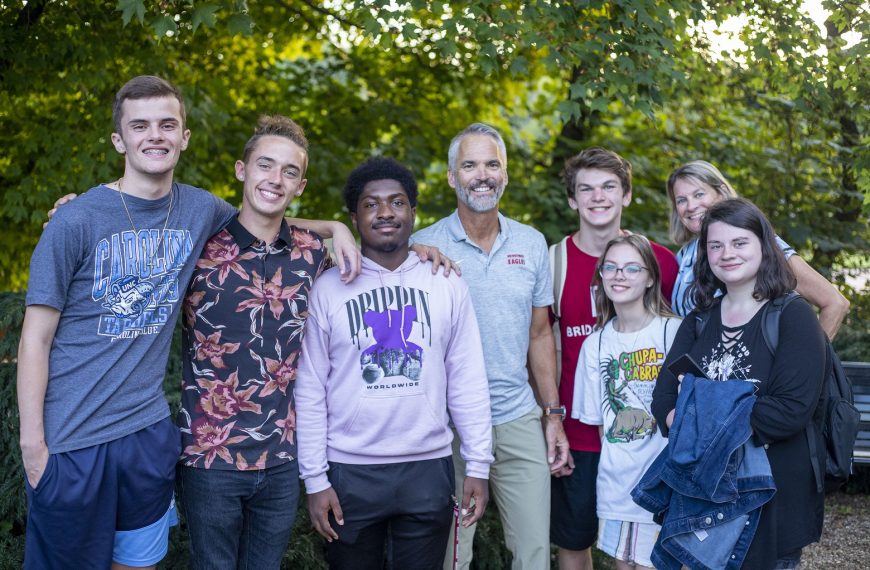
{"left": 543, "top": 404, "right": 566, "bottom": 419}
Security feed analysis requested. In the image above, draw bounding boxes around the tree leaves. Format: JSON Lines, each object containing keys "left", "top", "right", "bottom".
{"left": 191, "top": 4, "right": 220, "bottom": 33}
{"left": 117, "top": 0, "right": 145, "bottom": 26}
{"left": 152, "top": 14, "right": 177, "bottom": 37}
{"left": 1, "top": 0, "right": 867, "bottom": 291}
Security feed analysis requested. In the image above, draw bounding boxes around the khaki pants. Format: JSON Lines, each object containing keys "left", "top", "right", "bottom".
{"left": 445, "top": 409, "right": 551, "bottom": 570}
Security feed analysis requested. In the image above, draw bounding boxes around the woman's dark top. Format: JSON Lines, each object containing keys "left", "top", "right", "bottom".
{"left": 652, "top": 296, "right": 827, "bottom": 569}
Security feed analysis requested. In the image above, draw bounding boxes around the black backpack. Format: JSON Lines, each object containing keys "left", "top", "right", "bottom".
{"left": 694, "top": 293, "right": 859, "bottom": 491}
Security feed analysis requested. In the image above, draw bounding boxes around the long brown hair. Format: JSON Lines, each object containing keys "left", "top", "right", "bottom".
{"left": 694, "top": 198, "right": 796, "bottom": 310}
{"left": 593, "top": 234, "right": 675, "bottom": 328}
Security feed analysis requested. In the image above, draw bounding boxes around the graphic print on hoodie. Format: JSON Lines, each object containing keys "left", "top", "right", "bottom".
{"left": 344, "top": 284, "right": 432, "bottom": 390}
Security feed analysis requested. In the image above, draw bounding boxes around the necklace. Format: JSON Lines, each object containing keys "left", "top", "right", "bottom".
{"left": 116, "top": 177, "right": 174, "bottom": 270}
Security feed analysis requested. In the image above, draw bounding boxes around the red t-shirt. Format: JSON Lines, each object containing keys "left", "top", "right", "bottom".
{"left": 556, "top": 235, "right": 678, "bottom": 452}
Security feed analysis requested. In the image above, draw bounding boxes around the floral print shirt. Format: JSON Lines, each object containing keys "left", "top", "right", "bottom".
{"left": 178, "top": 216, "right": 332, "bottom": 470}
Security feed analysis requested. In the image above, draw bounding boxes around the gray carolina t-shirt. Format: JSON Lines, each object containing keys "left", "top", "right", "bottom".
{"left": 26, "top": 183, "right": 236, "bottom": 453}
{"left": 412, "top": 210, "right": 554, "bottom": 425}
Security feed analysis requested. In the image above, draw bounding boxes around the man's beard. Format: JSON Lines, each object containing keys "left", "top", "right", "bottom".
{"left": 455, "top": 178, "right": 505, "bottom": 213}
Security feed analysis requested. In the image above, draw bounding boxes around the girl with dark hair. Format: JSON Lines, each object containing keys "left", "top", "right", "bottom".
{"left": 652, "top": 198, "right": 827, "bottom": 569}
{"left": 573, "top": 234, "right": 679, "bottom": 570}
{"left": 665, "top": 160, "right": 848, "bottom": 338}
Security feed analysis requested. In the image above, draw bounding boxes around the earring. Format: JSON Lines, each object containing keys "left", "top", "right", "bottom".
{"left": 238, "top": 174, "right": 244, "bottom": 181}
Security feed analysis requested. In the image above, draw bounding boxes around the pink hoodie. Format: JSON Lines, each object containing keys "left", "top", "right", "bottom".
{"left": 296, "top": 254, "right": 493, "bottom": 493}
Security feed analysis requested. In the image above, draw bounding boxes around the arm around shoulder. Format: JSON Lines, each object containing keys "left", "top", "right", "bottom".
{"left": 287, "top": 218, "right": 361, "bottom": 282}
{"left": 789, "top": 255, "right": 849, "bottom": 340}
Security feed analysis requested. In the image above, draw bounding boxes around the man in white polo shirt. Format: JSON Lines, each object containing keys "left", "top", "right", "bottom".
{"left": 412, "top": 122, "right": 569, "bottom": 569}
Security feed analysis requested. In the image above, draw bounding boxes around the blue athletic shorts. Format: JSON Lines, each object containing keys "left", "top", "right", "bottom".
{"left": 24, "top": 416, "right": 181, "bottom": 569}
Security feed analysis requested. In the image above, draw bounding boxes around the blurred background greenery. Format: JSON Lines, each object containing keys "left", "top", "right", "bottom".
{"left": 1, "top": 1, "right": 867, "bottom": 567}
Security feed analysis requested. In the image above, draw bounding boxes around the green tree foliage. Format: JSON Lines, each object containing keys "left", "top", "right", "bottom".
{"left": 0, "top": 1, "right": 500, "bottom": 286}
{"left": 1, "top": 0, "right": 735, "bottom": 289}
{"left": 0, "top": 1, "right": 867, "bottom": 565}
{"left": 3, "top": 1, "right": 866, "bottom": 290}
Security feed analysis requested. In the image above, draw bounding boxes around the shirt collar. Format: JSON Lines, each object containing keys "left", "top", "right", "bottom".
{"left": 226, "top": 214, "right": 293, "bottom": 249}
{"left": 445, "top": 209, "right": 510, "bottom": 243}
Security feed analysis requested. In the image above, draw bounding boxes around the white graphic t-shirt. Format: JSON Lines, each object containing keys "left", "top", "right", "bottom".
{"left": 574, "top": 316, "right": 679, "bottom": 522}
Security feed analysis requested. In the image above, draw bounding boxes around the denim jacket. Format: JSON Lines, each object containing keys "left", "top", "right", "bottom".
{"left": 632, "top": 374, "right": 776, "bottom": 570}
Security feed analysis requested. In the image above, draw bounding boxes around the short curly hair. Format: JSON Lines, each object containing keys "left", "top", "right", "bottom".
{"left": 343, "top": 157, "right": 418, "bottom": 213}
{"left": 242, "top": 115, "right": 309, "bottom": 168}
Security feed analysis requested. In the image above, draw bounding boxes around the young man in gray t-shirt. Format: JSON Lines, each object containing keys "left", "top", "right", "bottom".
{"left": 18, "top": 75, "right": 239, "bottom": 570}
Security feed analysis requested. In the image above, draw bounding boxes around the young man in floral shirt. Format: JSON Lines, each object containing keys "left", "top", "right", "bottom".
{"left": 176, "top": 115, "right": 333, "bottom": 569}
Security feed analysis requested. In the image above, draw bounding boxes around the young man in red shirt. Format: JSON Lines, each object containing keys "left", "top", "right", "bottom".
{"left": 549, "top": 148, "right": 678, "bottom": 570}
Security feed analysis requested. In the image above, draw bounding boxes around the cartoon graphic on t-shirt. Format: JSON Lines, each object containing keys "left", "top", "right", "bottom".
{"left": 600, "top": 347, "right": 662, "bottom": 443}
{"left": 343, "top": 284, "right": 432, "bottom": 389}
{"left": 102, "top": 275, "right": 155, "bottom": 317}
{"left": 361, "top": 305, "right": 423, "bottom": 382}
{"left": 92, "top": 229, "right": 193, "bottom": 340}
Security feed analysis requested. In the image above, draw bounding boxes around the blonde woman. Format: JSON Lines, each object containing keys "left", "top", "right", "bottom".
{"left": 665, "top": 160, "right": 848, "bottom": 338}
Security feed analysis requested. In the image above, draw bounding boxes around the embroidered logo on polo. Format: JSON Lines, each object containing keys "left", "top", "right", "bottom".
{"left": 92, "top": 228, "right": 194, "bottom": 340}
{"left": 507, "top": 253, "right": 525, "bottom": 265}
{"left": 344, "top": 285, "right": 432, "bottom": 390}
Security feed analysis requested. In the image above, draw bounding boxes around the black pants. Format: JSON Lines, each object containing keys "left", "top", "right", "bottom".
{"left": 325, "top": 457, "right": 455, "bottom": 570}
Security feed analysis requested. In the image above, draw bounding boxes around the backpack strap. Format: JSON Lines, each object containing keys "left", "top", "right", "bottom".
{"left": 549, "top": 236, "right": 570, "bottom": 319}
{"left": 763, "top": 292, "right": 824, "bottom": 492}
{"left": 760, "top": 291, "right": 801, "bottom": 354}
{"left": 663, "top": 317, "right": 672, "bottom": 354}
{"left": 806, "top": 391, "right": 825, "bottom": 492}
{"left": 805, "top": 338, "right": 831, "bottom": 494}
{"left": 694, "top": 311, "right": 711, "bottom": 339}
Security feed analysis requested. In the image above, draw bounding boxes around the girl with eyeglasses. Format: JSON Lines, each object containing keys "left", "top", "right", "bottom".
{"left": 571, "top": 234, "right": 679, "bottom": 570}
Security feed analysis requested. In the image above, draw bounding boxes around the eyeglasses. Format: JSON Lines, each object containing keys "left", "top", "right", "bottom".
{"left": 599, "top": 262, "right": 648, "bottom": 279}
